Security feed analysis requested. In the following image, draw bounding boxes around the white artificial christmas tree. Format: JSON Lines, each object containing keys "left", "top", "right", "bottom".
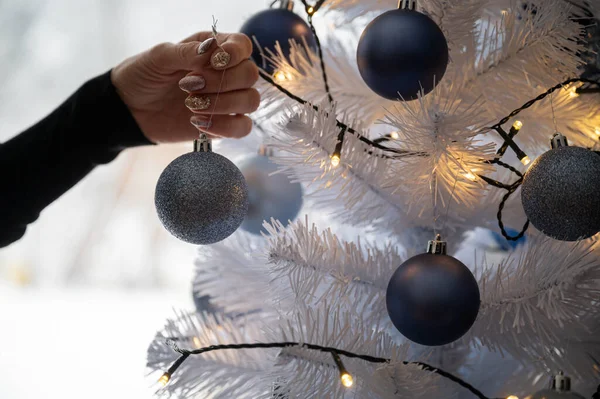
{"left": 147, "top": 0, "right": 600, "bottom": 397}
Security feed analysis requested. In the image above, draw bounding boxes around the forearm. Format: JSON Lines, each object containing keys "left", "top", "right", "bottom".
{"left": 0, "top": 70, "right": 151, "bottom": 247}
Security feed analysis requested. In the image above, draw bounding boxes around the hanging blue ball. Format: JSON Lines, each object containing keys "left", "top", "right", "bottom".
{"left": 240, "top": 8, "right": 317, "bottom": 74}
{"left": 357, "top": 8, "right": 449, "bottom": 101}
{"left": 239, "top": 155, "right": 303, "bottom": 235}
{"left": 155, "top": 151, "right": 249, "bottom": 245}
{"left": 386, "top": 253, "right": 480, "bottom": 346}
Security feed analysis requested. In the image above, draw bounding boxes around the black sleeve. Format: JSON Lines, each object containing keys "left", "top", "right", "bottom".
{"left": 0, "top": 70, "right": 152, "bottom": 248}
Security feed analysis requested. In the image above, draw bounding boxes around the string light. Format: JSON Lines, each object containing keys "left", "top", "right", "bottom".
{"left": 463, "top": 171, "right": 477, "bottom": 182}
{"left": 330, "top": 127, "right": 346, "bottom": 167}
{"left": 331, "top": 352, "right": 353, "bottom": 389}
{"left": 501, "top": 9, "right": 509, "bottom": 15}
{"left": 160, "top": 341, "right": 498, "bottom": 399}
{"left": 341, "top": 372, "right": 354, "bottom": 388}
{"left": 274, "top": 70, "right": 287, "bottom": 82}
{"left": 390, "top": 131, "right": 400, "bottom": 139}
{"left": 274, "top": 70, "right": 294, "bottom": 82}
{"left": 512, "top": 120, "right": 523, "bottom": 131}
{"left": 330, "top": 154, "right": 341, "bottom": 167}
{"left": 307, "top": 6, "right": 314, "bottom": 14}
{"left": 595, "top": 127, "right": 600, "bottom": 136}
{"left": 520, "top": 155, "right": 531, "bottom": 166}
{"left": 567, "top": 85, "right": 579, "bottom": 99}
{"left": 193, "top": 336, "right": 202, "bottom": 348}
{"left": 158, "top": 372, "right": 171, "bottom": 387}
{"left": 506, "top": 395, "right": 519, "bottom": 399}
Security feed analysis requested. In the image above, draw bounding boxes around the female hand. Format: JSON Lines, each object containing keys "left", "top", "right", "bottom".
{"left": 111, "top": 32, "right": 260, "bottom": 143}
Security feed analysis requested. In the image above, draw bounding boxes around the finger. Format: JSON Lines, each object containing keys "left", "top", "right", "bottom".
{"left": 184, "top": 89, "right": 261, "bottom": 115}
{"left": 146, "top": 41, "right": 211, "bottom": 73}
{"left": 190, "top": 114, "right": 253, "bottom": 139}
{"left": 178, "top": 60, "right": 259, "bottom": 93}
{"left": 209, "top": 33, "right": 253, "bottom": 70}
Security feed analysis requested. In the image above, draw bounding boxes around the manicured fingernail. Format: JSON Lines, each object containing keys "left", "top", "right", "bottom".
{"left": 185, "top": 95, "right": 211, "bottom": 111}
{"left": 190, "top": 115, "right": 212, "bottom": 129}
{"left": 211, "top": 51, "right": 231, "bottom": 69}
{"left": 179, "top": 75, "right": 206, "bottom": 92}
{"left": 197, "top": 37, "right": 215, "bottom": 55}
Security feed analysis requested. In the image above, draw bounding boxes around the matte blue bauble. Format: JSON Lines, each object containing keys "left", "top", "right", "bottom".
{"left": 386, "top": 253, "right": 480, "bottom": 346}
{"left": 357, "top": 8, "right": 449, "bottom": 100}
{"left": 240, "top": 8, "right": 317, "bottom": 74}
{"left": 239, "top": 155, "right": 303, "bottom": 235}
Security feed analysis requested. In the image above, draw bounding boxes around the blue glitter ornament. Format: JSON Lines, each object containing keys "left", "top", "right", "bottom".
{"left": 521, "top": 133, "right": 600, "bottom": 241}
{"left": 155, "top": 136, "right": 249, "bottom": 245}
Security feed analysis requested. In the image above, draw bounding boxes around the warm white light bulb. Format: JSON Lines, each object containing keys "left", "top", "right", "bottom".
{"left": 568, "top": 86, "right": 579, "bottom": 99}
{"left": 341, "top": 372, "right": 353, "bottom": 388}
{"left": 595, "top": 127, "right": 600, "bottom": 136}
{"left": 512, "top": 120, "right": 523, "bottom": 130}
{"left": 390, "top": 131, "right": 400, "bottom": 139}
{"left": 331, "top": 155, "right": 341, "bottom": 167}
{"left": 274, "top": 70, "right": 287, "bottom": 82}
{"left": 507, "top": 395, "right": 519, "bottom": 399}
{"left": 307, "top": 6, "right": 314, "bottom": 14}
{"left": 193, "top": 337, "right": 201, "bottom": 348}
{"left": 159, "top": 373, "right": 170, "bottom": 387}
{"left": 463, "top": 171, "right": 477, "bottom": 181}
{"left": 521, "top": 156, "right": 531, "bottom": 166}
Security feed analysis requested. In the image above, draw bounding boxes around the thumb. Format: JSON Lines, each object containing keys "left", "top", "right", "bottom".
{"left": 146, "top": 41, "right": 210, "bottom": 72}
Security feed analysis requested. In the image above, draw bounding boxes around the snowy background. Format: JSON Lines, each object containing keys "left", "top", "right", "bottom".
{"left": 0, "top": 0, "right": 266, "bottom": 397}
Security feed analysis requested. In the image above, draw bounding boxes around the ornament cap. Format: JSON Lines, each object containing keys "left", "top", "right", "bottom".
{"left": 258, "top": 144, "right": 274, "bottom": 157}
{"left": 278, "top": 0, "right": 294, "bottom": 10}
{"left": 551, "top": 133, "right": 569, "bottom": 149}
{"left": 398, "top": 0, "right": 417, "bottom": 10}
{"left": 426, "top": 234, "right": 447, "bottom": 255}
{"left": 552, "top": 371, "right": 571, "bottom": 392}
{"left": 194, "top": 134, "right": 212, "bottom": 153}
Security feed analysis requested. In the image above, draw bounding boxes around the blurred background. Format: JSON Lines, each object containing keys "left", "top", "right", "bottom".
{"left": 0, "top": 0, "right": 267, "bottom": 397}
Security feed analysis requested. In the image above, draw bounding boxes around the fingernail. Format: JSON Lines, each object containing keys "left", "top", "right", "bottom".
{"left": 197, "top": 37, "right": 215, "bottom": 55}
{"left": 190, "top": 115, "right": 212, "bottom": 129}
{"left": 179, "top": 75, "right": 206, "bottom": 92}
{"left": 185, "top": 95, "right": 211, "bottom": 111}
{"left": 211, "top": 51, "right": 231, "bottom": 69}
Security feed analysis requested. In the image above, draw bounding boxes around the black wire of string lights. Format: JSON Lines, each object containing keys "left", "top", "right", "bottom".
{"left": 257, "top": 0, "right": 600, "bottom": 241}
{"left": 299, "top": 0, "right": 334, "bottom": 105}
{"left": 157, "top": 339, "right": 503, "bottom": 399}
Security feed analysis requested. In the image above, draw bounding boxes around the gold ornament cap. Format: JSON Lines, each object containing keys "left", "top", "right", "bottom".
{"left": 427, "top": 234, "right": 447, "bottom": 255}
